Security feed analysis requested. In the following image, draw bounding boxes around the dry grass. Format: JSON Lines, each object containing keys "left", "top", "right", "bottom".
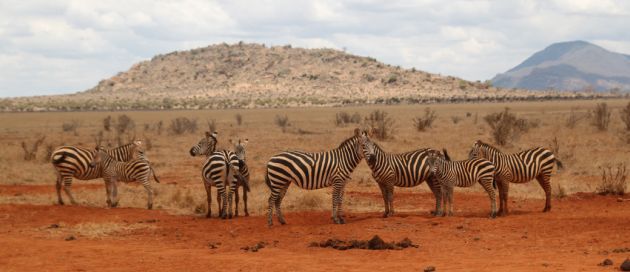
{"left": 43, "top": 221, "right": 155, "bottom": 239}
{"left": 1, "top": 99, "right": 630, "bottom": 216}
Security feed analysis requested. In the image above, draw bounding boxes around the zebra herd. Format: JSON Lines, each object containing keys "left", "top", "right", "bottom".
{"left": 50, "top": 128, "right": 562, "bottom": 227}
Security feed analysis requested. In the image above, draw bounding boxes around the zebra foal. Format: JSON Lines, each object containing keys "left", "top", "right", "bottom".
{"left": 90, "top": 146, "right": 159, "bottom": 209}
{"left": 358, "top": 131, "right": 442, "bottom": 217}
{"left": 426, "top": 149, "right": 497, "bottom": 218}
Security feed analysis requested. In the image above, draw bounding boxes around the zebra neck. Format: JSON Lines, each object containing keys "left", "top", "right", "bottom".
{"left": 368, "top": 144, "right": 385, "bottom": 168}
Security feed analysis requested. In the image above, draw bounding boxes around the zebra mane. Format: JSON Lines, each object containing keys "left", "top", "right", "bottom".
{"left": 337, "top": 135, "right": 359, "bottom": 149}
{"left": 475, "top": 140, "right": 502, "bottom": 153}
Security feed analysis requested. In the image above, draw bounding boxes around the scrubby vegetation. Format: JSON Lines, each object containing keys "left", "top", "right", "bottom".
{"left": 365, "top": 110, "right": 395, "bottom": 140}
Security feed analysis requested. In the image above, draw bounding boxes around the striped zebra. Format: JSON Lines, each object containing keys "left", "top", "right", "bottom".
{"left": 89, "top": 146, "right": 159, "bottom": 209}
{"left": 51, "top": 140, "right": 151, "bottom": 205}
{"left": 200, "top": 150, "right": 249, "bottom": 219}
{"left": 230, "top": 138, "right": 250, "bottom": 217}
{"left": 265, "top": 129, "right": 364, "bottom": 226}
{"left": 426, "top": 149, "right": 497, "bottom": 218}
{"left": 189, "top": 132, "right": 248, "bottom": 218}
{"left": 468, "top": 140, "right": 563, "bottom": 216}
{"left": 358, "top": 131, "right": 442, "bottom": 217}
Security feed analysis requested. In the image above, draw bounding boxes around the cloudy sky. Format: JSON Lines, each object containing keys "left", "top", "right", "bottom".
{"left": 1, "top": 0, "right": 629, "bottom": 97}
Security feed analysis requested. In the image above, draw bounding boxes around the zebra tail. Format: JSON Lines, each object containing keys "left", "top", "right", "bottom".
{"left": 51, "top": 152, "right": 67, "bottom": 164}
{"left": 555, "top": 159, "right": 564, "bottom": 170}
{"left": 492, "top": 178, "right": 497, "bottom": 190}
{"left": 150, "top": 166, "right": 160, "bottom": 183}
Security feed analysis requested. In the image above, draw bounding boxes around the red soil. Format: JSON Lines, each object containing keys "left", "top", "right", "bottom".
{"left": 0, "top": 191, "right": 628, "bottom": 271}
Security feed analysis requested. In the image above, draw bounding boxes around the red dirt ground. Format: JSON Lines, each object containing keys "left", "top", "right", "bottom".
{"left": 0, "top": 191, "right": 628, "bottom": 271}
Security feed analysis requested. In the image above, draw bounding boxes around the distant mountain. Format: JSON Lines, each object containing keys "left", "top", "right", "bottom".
{"left": 0, "top": 42, "right": 617, "bottom": 111}
{"left": 492, "top": 41, "right": 630, "bottom": 92}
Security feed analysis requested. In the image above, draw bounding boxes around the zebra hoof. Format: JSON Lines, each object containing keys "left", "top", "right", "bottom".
{"left": 382, "top": 213, "right": 389, "bottom": 218}
{"left": 245, "top": 212, "right": 250, "bottom": 217}
{"left": 489, "top": 212, "right": 497, "bottom": 219}
{"left": 279, "top": 219, "right": 287, "bottom": 225}
{"left": 58, "top": 201, "right": 65, "bottom": 206}
{"left": 206, "top": 213, "right": 211, "bottom": 218}
{"left": 147, "top": 204, "right": 153, "bottom": 210}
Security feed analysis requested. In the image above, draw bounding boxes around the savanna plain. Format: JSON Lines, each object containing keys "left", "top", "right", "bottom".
{"left": 1, "top": 100, "right": 629, "bottom": 271}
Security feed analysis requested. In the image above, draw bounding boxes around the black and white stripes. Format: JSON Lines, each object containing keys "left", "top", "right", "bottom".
{"left": 468, "top": 140, "right": 562, "bottom": 216}
{"left": 426, "top": 149, "right": 497, "bottom": 217}
{"left": 265, "top": 129, "right": 364, "bottom": 226}
{"left": 359, "top": 131, "right": 442, "bottom": 217}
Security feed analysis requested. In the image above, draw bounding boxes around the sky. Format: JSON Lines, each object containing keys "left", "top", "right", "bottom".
{"left": 1, "top": 0, "right": 629, "bottom": 97}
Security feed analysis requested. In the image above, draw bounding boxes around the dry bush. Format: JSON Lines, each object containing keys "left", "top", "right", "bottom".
{"left": 412, "top": 108, "right": 437, "bottom": 132}
{"left": 621, "top": 102, "right": 630, "bottom": 131}
{"left": 21, "top": 136, "right": 45, "bottom": 161}
{"left": 597, "top": 163, "right": 627, "bottom": 195}
{"left": 334, "top": 111, "right": 361, "bottom": 127}
{"left": 235, "top": 113, "right": 243, "bottom": 126}
{"left": 61, "top": 120, "right": 80, "bottom": 135}
{"left": 591, "top": 102, "right": 611, "bottom": 131}
{"left": 484, "top": 108, "right": 530, "bottom": 146}
{"left": 275, "top": 115, "right": 290, "bottom": 133}
{"left": 116, "top": 115, "right": 135, "bottom": 135}
{"left": 169, "top": 117, "right": 198, "bottom": 135}
{"left": 103, "top": 116, "right": 112, "bottom": 131}
{"left": 565, "top": 107, "right": 588, "bottom": 129}
{"left": 451, "top": 116, "right": 462, "bottom": 124}
{"left": 365, "top": 110, "right": 395, "bottom": 140}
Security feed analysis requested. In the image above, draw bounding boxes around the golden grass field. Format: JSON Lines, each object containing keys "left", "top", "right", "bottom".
{"left": 1, "top": 99, "right": 629, "bottom": 216}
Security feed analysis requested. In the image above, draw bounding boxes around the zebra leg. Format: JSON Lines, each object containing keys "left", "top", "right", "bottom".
{"left": 216, "top": 183, "right": 227, "bottom": 219}
{"left": 377, "top": 183, "right": 389, "bottom": 217}
{"left": 55, "top": 173, "right": 64, "bottom": 205}
{"left": 480, "top": 178, "right": 497, "bottom": 218}
{"left": 501, "top": 181, "right": 510, "bottom": 216}
{"left": 104, "top": 179, "right": 113, "bottom": 208}
{"left": 536, "top": 175, "right": 552, "bottom": 212}
{"left": 275, "top": 187, "right": 288, "bottom": 225}
{"left": 267, "top": 193, "right": 275, "bottom": 227}
{"left": 142, "top": 178, "right": 153, "bottom": 210}
{"left": 216, "top": 189, "right": 223, "bottom": 218}
{"left": 434, "top": 183, "right": 446, "bottom": 217}
{"left": 427, "top": 177, "right": 442, "bottom": 216}
{"left": 243, "top": 183, "right": 249, "bottom": 216}
{"left": 234, "top": 183, "right": 240, "bottom": 217}
{"left": 111, "top": 177, "right": 119, "bottom": 208}
{"left": 446, "top": 185, "right": 454, "bottom": 216}
{"left": 62, "top": 176, "right": 77, "bottom": 205}
{"left": 331, "top": 180, "right": 346, "bottom": 224}
{"left": 387, "top": 185, "right": 395, "bottom": 217}
{"left": 227, "top": 180, "right": 236, "bottom": 219}
{"left": 204, "top": 181, "right": 212, "bottom": 218}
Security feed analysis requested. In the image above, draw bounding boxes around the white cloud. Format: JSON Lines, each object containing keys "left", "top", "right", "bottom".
{"left": 1, "top": 0, "right": 629, "bottom": 97}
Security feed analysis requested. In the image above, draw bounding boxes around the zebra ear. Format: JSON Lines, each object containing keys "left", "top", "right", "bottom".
{"left": 354, "top": 128, "right": 361, "bottom": 136}
{"left": 134, "top": 140, "right": 142, "bottom": 146}
{"left": 205, "top": 131, "right": 212, "bottom": 138}
{"left": 243, "top": 139, "right": 248, "bottom": 147}
{"left": 229, "top": 138, "right": 234, "bottom": 145}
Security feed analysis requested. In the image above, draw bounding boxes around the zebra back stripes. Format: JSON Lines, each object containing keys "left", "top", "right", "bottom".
{"left": 51, "top": 140, "right": 145, "bottom": 205}
{"left": 427, "top": 149, "right": 497, "bottom": 217}
{"left": 91, "top": 147, "right": 156, "bottom": 209}
{"left": 201, "top": 150, "right": 243, "bottom": 218}
{"left": 359, "top": 131, "right": 442, "bottom": 217}
{"left": 265, "top": 129, "right": 364, "bottom": 226}
{"left": 468, "top": 140, "right": 562, "bottom": 215}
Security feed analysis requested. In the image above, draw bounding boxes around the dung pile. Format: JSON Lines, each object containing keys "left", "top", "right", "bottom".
{"left": 309, "top": 235, "right": 418, "bottom": 250}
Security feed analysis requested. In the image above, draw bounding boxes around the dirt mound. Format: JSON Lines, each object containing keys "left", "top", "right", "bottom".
{"left": 310, "top": 235, "right": 419, "bottom": 250}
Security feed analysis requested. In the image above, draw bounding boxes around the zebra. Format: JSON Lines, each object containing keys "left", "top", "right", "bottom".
{"left": 51, "top": 140, "right": 153, "bottom": 205}
{"left": 200, "top": 149, "right": 249, "bottom": 219}
{"left": 89, "top": 146, "right": 159, "bottom": 209}
{"left": 358, "top": 131, "right": 442, "bottom": 217}
{"left": 425, "top": 149, "right": 497, "bottom": 218}
{"left": 230, "top": 138, "right": 250, "bottom": 217}
{"left": 468, "top": 140, "right": 564, "bottom": 216}
{"left": 189, "top": 131, "right": 248, "bottom": 218}
{"left": 189, "top": 131, "right": 218, "bottom": 157}
{"left": 265, "top": 128, "right": 364, "bottom": 226}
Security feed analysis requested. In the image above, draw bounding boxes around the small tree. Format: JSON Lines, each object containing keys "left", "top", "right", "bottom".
{"left": 169, "top": 117, "right": 198, "bottom": 135}
{"left": 21, "top": 136, "right": 45, "bottom": 161}
{"left": 365, "top": 110, "right": 395, "bottom": 140}
{"left": 566, "top": 107, "right": 587, "bottom": 129}
{"left": 412, "top": 108, "right": 437, "bottom": 132}
{"left": 275, "top": 115, "right": 290, "bottom": 133}
{"left": 61, "top": 120, "right": 80, "bottom": 136}
{"left": 484, "top": 108, "right": 529, "bottom": 146}
{"left": 591, "top": 102, "right": 611, "bottom": 131}
{"left": 597, "top": 163, "right": 627, "bottom": 195}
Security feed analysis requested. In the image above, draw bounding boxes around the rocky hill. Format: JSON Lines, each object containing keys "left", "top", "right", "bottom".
{"left": 492, "top": 41, "right": 630, "bottom": 92}
{"left": 1, "top": 42, "right": 615, "bottom": 111}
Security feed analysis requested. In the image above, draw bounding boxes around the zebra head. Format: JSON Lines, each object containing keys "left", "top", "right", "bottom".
{"left": 468, "top": 140, "right": 488, "bottom": 159}
{"left": 190, "top": 131, "right": 218, "bottom": 157}
{"left": 232, "top": 138, "right": 248, "bottom": 166}
{"left": 131, "top": 140, "right": 146, "bottom": 159}
{"left": 425, "top": 149, "right": 445, "bottom": 175}
{"left": 89, "top": 146, "right": 105, "bottom": 168}
{"left": 359, "top": 130, "right": 376, "bottom": 165}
